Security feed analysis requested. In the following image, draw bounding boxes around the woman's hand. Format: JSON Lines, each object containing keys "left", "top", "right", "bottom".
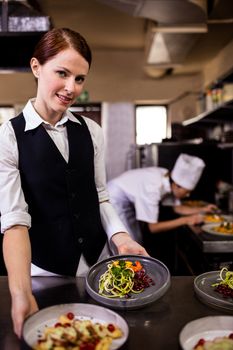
{"left": 184, "top": 213, "right": 204, "bottom": 226}
{"left": 111, "top": 232, "right": 149, "bottom": 256}
{"left": 11, "top": 292, "right": 38, "bottom": 338}
{"left": 201, "top": 204, "right": 218, "bottom": 213}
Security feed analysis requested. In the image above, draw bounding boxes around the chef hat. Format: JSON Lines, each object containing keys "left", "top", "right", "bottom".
{"left": 171, "top": 153, "right": 205, "bottom": 190}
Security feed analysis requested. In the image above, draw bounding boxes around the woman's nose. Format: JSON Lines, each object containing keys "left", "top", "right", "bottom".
{"left": 65, "top": 78, "right": 75, "bottom": 94}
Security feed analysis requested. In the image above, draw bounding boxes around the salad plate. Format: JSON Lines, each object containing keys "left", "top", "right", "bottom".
{"left": 85, "top": 254, "right": 171, "bottom": 310}
{"left": 194, "top": 271, "right": 233, "bottom": 311}
{"left": 22, "top": 303, "right": 129, "bottom": 350}
{"left": 179, "top": 315, "right": 233, "bottom": 350}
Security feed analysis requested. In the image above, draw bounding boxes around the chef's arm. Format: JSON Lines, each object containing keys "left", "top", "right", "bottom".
{"left": 174, "top": 203, "right": 217, "bottom": 215}
{"left": 148, "top": 213, "right": 204, "bottom": 234}
{"left": 3, "top": 225, "right": 38, "bottom": 337}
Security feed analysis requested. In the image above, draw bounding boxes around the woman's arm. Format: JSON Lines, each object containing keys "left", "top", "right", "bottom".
{"left": 3, "top": 225, "right": 38, "bottom": 337}
{"left": 148, "top": 213, "right": 204, "bottom": 234}
{"left": 87, "top": 119, "right": 148, "bottom": 256}
{"left": 0, "top": 121, "right": 37, "bottom": 337}
{"left": 174, "top": 203, "right": 217, "bottom": 215}
{"left": 100, "top": 200, "right": 149, "bottom": 256}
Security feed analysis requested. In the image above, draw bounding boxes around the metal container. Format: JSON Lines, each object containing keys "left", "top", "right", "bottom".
{"left": 228, "top": 190, "right": 233, "bottom": 213}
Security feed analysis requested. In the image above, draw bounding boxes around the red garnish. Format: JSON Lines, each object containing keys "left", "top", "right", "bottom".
{"left": 66, "top": 312, "right": 75, "bottom": 320}
{"left": 214, "top": 284, "right": 233, "bottom": 298}
{"left": 54, "top": 322, "right": 62, "bottom": 327}
{"left": 64, "top": 322, "right": 71, "bottom": 327}
{"left": 107, "top": 324, "right": 115, "bottom": 332}
{"left": 194, "top": 338, "right": 205, "bottom": 348}
{"left": 80, "top": 343, "right": 96, "bottom": 350}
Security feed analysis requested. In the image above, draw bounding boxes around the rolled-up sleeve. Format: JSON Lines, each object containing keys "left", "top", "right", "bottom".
{"left": 0, "top": 122, "right": 31, "bottom": 233}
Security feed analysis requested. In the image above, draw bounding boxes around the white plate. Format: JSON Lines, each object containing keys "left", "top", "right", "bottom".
{"left": 201, "top": 223, "right": 233, "bottom": 237}
{"left": 194, "top": 271, "right": 233, "bottom": 311}
{"left": 179, "top": 316, "right": 233, "bottom": 350}
{"left": 22, "top": 303, "right": 129, "bottom": 350}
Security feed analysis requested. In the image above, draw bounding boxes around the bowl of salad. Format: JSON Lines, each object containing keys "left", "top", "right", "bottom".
{"left": 85, "top": 254, "right": 171, "bottom": 310}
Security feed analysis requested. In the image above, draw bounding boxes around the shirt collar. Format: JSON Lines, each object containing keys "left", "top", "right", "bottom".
{"left": 23, "top": 98, "right": 81, "bottom": 131}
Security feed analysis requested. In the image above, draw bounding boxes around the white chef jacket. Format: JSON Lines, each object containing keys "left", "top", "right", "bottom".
{"left": 108, "top": 167, "right": 177, "bottom": 243}
{"left": 0, "top": 99, "right": 127, "bottom": 276}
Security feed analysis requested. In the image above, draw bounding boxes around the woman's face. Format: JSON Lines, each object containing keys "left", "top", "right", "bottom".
{"left": 30, "top": 47, "right": 89, "bottom": 120}
{"left": 171, "top": 182, "right": 191, "bottom": 199}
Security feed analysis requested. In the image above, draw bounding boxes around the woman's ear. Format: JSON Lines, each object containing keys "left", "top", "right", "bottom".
{"left": 30, "top": 57, "right": 40, "bottom": 78}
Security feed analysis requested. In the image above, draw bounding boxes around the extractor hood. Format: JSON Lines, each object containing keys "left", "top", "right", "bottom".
{"left": 0, "top": 0, "right": 52, "bottom": 71}
{"left": 97, "top": 0, "right": 208, "bottom": 77}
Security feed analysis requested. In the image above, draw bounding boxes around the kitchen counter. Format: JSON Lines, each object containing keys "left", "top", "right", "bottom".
{"left": 185, "top": 224, "right": 233, "bottom": 253}
{"left": 0, "top": 276, "right": 231, "bottom": 350}
{"left": 174, "top": 222, "right": 233, "bottom": 275}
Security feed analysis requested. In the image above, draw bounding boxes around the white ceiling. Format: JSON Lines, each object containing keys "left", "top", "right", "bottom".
{"left": 35, "top": 0, "right": 233, "bottom": 79}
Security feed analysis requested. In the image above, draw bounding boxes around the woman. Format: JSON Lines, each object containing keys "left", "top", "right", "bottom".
{"left": 108, "top": 153, "right": 217, "bottom": 242}
{"left": 0, "top": 28, "right": 147, "bottom": 337}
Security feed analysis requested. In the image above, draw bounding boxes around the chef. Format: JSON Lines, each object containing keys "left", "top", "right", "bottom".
{"left": 107, "top": 153, "right": 217, "bottom": 244}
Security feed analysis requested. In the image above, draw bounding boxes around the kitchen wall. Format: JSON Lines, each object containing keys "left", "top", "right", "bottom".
{"left": 1, "top": 36, "right": 233, "bottom": 119}
{"left": 0, "top": 50, "right": 202, "bottom": 106}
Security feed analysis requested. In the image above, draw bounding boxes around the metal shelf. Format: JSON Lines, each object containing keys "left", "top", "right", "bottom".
{"left": 182, "top": 98, "right": 233, "bottom": 126}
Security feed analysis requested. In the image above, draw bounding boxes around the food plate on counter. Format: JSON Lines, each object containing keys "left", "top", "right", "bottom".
{"left": 85, "top": 255, "right": 171, "bottom": 310}
{"left": 22, "top": 303, "right": 129, "bottom": 350}
{"left": 194, "top": 270, "right": 233, "bottom": 311}
{"left": 203, "top": 214, "right": 233, "bottom": 224}
{"left": 179, "top": 316, "right": 233, "bottom": 350}
{"left": 201, "top": 222, "right": 233, "bottom": 236}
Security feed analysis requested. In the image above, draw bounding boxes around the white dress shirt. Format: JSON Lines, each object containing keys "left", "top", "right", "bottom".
{"left": 0, "top": 99, "right": 127, "bottom": 276}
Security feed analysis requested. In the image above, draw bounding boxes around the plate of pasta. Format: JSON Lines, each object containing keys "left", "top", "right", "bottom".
{"left": 22, "top": 303, "right": 129, "bottom": 350}
{"left": 85, "top": 255, "right": 171, "bottom": 310}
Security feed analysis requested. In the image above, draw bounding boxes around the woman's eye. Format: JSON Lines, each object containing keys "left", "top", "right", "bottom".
{"left": 57, "top": 70, "right": 66, "bottom": 78}
{"left": 75, "top": 76, "right": 85, "bottom": 84}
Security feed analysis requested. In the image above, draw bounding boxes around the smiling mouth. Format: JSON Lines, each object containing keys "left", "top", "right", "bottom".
{"left": 56, "top": 93, "right": 73, "bottom": 104}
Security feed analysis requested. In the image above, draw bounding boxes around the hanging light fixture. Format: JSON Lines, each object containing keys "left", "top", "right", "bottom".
{"left": 0, "top": 0, "right": 51, "bottom": 32}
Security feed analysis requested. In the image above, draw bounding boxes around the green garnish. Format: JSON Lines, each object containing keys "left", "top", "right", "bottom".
{"left": 212, "top": 267, "right": 233, "bottom": 289}
{"left": 98, "top": 260, "right": 145, "bottom": 298}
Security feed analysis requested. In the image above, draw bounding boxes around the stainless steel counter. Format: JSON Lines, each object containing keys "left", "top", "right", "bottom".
{"left": 0, "top": 276, "right": 231, "bottom": 350}
{"left": 186, "top": 224, "right": 233, "bottom": 253}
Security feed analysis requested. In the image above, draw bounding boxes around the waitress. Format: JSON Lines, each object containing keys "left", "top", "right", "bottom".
{"left": 0, "top": 27, "right": 147, "bottom": 337}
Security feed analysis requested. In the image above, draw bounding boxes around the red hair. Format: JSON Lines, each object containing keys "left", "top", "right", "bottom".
{"left": 33, "top": 28, "right": 92, "bottom": 68}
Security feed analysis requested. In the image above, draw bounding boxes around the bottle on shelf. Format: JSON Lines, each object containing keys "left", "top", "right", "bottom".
{"left": 205, "top": 89, "right": 213, "bottom": 111}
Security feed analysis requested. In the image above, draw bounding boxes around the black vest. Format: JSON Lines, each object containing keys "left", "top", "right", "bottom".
{"left": 11, "top": 113, "right": 106, "bottom": 276}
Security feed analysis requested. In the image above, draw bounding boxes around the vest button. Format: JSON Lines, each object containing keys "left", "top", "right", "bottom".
{"left": 78, "top": 237, "right": 83, "bottom": 244}
{"left": 71, "top": 193, "right": 76, "bottom": 199}
{"left": 74, "top": 213, "right": 80, "bottom": 220}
